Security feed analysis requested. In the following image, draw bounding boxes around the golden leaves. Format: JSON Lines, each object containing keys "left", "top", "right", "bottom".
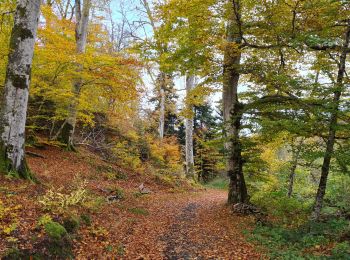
{"left": 31, "top": 6, "right": 141, "bottom": 126}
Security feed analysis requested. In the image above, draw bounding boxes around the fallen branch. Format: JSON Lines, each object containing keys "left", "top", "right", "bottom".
{"left": 26, "top": 151, "right": 46, "bottom": 158}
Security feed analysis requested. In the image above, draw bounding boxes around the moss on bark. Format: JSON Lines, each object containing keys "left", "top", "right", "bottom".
{"left": 58, "top": 122, "right": 76, "bottom": 152}
{"left": 0, "top": 143, "right": 36, "bottom": 181}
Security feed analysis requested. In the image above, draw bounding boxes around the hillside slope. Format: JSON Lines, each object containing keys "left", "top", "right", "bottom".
{"left": 0, "top": 146, "right": 259, "bottom": 259}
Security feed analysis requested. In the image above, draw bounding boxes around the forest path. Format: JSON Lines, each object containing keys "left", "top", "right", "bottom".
{"left": 122, "top": 189, "right": 261, "bottom": 259}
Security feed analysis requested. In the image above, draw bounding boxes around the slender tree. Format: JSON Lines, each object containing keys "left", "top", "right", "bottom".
{"left": 287, "top": 138, "right": 304, "bottom": 198}
{"left": 0, "top": 0, "right": 41, "bottom": 178}
{"left": 185, "top": 74, "right": 195, "bottom": 177}
{"left": 57, "top": 0, "right": 91, "bottom": 150}
{"left": 158, "top": 76, "right": 166, "bottom": 139}
{"left": 154, "top": 0, "right": 219, "bottom": 179}
{"left": 312, "top": 21, "right": 350, "bottom": 220}
{"left": 141, "top": 0, "right": 170, "bottom": 140}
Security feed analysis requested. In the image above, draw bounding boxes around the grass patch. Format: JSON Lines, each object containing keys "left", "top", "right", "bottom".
{"left": 128, "top": 207, "right": 149, "bottom": 216}
{"left": 204, "top": 177, "right": 229, "bottom": 190}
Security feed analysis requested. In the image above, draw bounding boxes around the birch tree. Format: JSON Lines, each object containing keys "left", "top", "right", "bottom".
{"left": 141, "top": 0, "right": 170, "bottom": 140}
{"left": 155, "top": 0, "right": 219, "bottom": 179}
{"left": 57, "top": 0, "right": 91, "bottom": 150}
{"left": 159, "top": 84, "right": 166, "bottom": 139}
{"left": 0, "top": 0, "right": 41, "bottom": 178}
{"left": 185, "top": 74, "right": 195, "bottom": 178}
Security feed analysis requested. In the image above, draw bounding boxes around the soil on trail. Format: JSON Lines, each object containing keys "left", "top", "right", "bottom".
{"left": 122, "top": 190, "right": 261, "bottom": 259}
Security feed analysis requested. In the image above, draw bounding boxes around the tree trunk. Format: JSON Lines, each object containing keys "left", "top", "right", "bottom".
{"left": 58, "top": 0, "right": 90, "bottom": 150}
{"left": 141, "top": 0, "right": 170, "bottom": 141}
{"left": 158, "top": 73, "right": 166, "bottom": 140}
{"left": 287, "top": 138, "right": 303, "bottom": 198}
{"left": 312, "top": 23, "right": 350, "bottom": 220}
{"left": 287, "top": 160, "right": 298, "bottom": 198}
{"left": 223, "top": 0, "right": 248, "bottom": 204}
{"left": 185, "top": 74, "right": 195, "bottom": 178}
{"left": 0, "top": 0, "right": 41, "bottom": 179}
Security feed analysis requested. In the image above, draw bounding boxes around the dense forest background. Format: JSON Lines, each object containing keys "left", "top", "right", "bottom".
{"left": 1, "top": 0, "right": 350, "bottom": 259}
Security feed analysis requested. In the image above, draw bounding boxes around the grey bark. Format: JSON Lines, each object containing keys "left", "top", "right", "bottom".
{"left": 185, "top": 74, "right": 195, "bottom": 178}
{"left": 159, "top": 73, "right": 166, "bottom": 139}
{"left": 312, "top": 22, "right": 350, "bottom": 220}
{"left": 141, "top": 0, "right": 169, "bottom": 140}
{"left": 223, "top": 0, "right": 248, "bottom": 204}
{"left": 0, "top": 0, "right": 41, "bottom": 178}
{"left": 58, "top": 0, "right": 91, "bottom": 150}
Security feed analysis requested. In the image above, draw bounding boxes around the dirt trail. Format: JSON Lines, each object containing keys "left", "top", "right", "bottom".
{"left": 1, "top": 148, "right": 262, "bottom": 259}
{"left": 122, "top": 190, "right": 261, "bottom": 259}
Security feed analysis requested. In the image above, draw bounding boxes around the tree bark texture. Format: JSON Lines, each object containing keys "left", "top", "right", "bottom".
{"left": 223, "top": 0, "right": 248, "bottom": 204}
{"left": 0, "top": 0, "right": 41, "bottom": 178}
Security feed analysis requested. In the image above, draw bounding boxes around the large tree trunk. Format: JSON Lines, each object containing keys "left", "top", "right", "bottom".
{"left": 0, "top": 0, "right": 41, "bottom": 179}
{"left": 185, "top": 74, "right": 195, "bottom": 178}
{"left": 223, "top": 0, "right": 248, "bottom": 204}
{"left": 312, "top": 23, "right": 350, "bottom": 220}
{"left": 58, "top": 0, "right": 90, "bottom": 150}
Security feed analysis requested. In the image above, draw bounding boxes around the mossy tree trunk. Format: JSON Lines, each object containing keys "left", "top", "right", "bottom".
{"left": 223, "top": 0, "right": 248, "bottom": 205}
{"left": 57, "top": 0, "right": 91, "bottom": 150}
{"left": 0, "top": 0, "right": 41, "bottom": 179}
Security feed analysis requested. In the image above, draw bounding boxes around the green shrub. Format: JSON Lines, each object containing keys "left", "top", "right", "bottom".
{"left": 249, "top": 218, "right": 350, "bottom": 259}
{"left": 42, "top": 220, "right": 73, "bottom": 258}
{"left": 325, "top": 174, "right": 350, "bottom": 214}
{"left": 250, "top": 225, "right": 310, "bottom": 258}
{"left": 251, "top": 189, "right": 311, "bottom": 226}
{"left": 44, "top": 221, "right": 67, "bottom": 240}
{"left": 301, "top": 234, "right": 329, "bottom": 248}
{"left": 332, "top": 242, "right": 350, "bottom": 259}
{"left": 306, "top": 218, "right": 349, "bottom": 239}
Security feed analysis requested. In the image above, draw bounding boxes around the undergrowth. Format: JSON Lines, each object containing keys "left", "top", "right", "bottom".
{"left": 247, "top": 187, "right": 350, "bottom": 259}
{"left": 204, "top": 177, "right": 229, "bottom": 190}
{"left": 248, "top": 218, "right": 350, "bottom": 259}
